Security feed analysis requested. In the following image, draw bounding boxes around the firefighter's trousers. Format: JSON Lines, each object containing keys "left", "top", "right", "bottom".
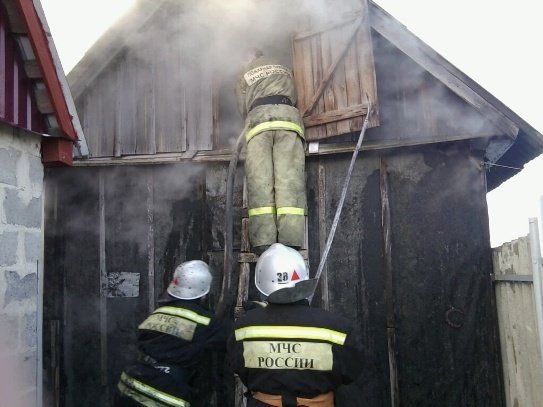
{"left": 245, "top": 129, "right": 306, "bottom": 249}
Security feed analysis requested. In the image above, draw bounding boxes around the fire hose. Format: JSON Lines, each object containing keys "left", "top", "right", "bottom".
{"left": 309, "top": 103, "right": 373, "bottom": 304}
{"left": 215, "top": 130, "right": 245, "bottom": 318}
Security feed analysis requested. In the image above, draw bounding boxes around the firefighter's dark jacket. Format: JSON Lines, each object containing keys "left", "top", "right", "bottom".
{"left": 116, "top": 297, "right": 232, "bottom": 406}
{"left": 138, "top": 298, "right": 231, "bottom": 366}
{"left": 228, "top": 300, "right": 362, "bottom": 399}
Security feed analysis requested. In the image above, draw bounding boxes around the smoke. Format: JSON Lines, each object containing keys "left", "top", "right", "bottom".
{"left": 122, "top": 0, "right": 368, "bottom": 63}
{"left": 118, "top": 0, "right": 367, "bottom": 145}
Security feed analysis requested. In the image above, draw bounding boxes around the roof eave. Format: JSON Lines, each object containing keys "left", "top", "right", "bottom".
{"left": 17, "top": 0, "right": 88, "bottom": 156}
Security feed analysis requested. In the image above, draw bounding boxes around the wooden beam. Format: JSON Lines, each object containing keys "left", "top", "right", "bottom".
{"left": 380, "top": 157, "right": 400, "bottom": 407}
{"left": 41, "top": 138, "right": 73, "bottom": 166}
{"left": 304, "top": 103, "right": 368, "bottom": 127}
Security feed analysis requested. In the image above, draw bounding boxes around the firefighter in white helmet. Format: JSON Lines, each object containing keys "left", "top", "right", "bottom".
{"left": 114, "top": 260, "right": 232, "bottom": 407}
{"left": 228, "top": 244, "right": 363, "bottom": 406}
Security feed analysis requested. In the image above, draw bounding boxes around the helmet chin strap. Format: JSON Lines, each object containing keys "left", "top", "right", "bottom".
{"left": 267, "top": 279, "right": 318, "bottom": 304}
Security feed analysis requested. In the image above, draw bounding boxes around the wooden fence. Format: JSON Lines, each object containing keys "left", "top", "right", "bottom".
{"left": 493, "top": 234, "right": 543, "bottom": 406}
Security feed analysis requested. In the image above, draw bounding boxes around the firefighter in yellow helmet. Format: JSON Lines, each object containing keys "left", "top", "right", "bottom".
{"left": 114, "top": 260, "right": 232, "bottom": 407}
{"left": 236, "top": 49, "right": 306, "bottom": 255}
{"left": 227, "top": 244, "right": 363, "bottom": 406}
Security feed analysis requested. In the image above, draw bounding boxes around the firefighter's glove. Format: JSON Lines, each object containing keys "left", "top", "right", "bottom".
{"left": 242, "top": 300, "right": 268, "bottom": 311}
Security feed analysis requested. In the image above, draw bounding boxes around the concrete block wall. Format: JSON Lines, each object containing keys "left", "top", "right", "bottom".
{"left": 0, "top": 123, "right": 43, "bottom": 407}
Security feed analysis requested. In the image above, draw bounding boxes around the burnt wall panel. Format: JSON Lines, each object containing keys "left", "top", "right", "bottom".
{"left": 44, "top": 142, "right": 504, "bottom": 406}
{"left": 153, "top": 164, "right": 206, "bottom": 296}
{"left": 386, "top": 144, "right": 504, "bottom": 406}
{"left": 307, "top": 154, "right": 391, "bottom": 405}
{"left": 104, "top": 167, "right": 152, "bottom": 397}
{"left": 46, "top": 168, "right": 103, "bottom": 406}
{"left": 44, "top": 163, "right": 213, "bottom": 406}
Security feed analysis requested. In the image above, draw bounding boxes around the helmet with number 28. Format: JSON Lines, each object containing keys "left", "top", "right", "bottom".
{"left": 255, "top": 244, "right": 316, "bottom": 304}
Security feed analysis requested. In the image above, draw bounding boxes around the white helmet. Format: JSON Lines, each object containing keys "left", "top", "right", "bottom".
{"left": 167, "top": 260, "right": 212, "bottom": 300}
{"left": 255, "top": 244, "right": 316, "bottom": 303}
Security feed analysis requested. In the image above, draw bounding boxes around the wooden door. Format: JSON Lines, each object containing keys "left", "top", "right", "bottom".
{"left": 292, "top": 0, "right": 379, "bottom": 141}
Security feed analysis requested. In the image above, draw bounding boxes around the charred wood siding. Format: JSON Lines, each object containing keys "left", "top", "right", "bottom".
{"left": 43, "top": 164, "right": 209, "bottom": 406}
{"left": 385, "top": 145, "right": 503, "bottom": 406}
{"left": 44, "top": 141, "right": 504, "bottom": 406}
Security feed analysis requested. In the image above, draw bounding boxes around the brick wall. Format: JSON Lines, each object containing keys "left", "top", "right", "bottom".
{"left": 0, "top": 122, "right": 43, "bottom": 407}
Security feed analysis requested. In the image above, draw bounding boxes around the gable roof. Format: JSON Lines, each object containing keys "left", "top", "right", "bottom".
{"left": 68, "top": 0, "right": 165, "bottom": 102}
{"left": 1, "top": 0, "right": 88, "bottom": 162}
{"left": 369, "top": 2, "right": 543, "bottom": 190}
{"left": 66, "top": 0, "right": 542, "bottom": 189}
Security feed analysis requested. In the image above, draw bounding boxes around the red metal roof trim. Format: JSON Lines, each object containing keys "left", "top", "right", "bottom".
{"left": 0, "top": 5, "right": 45, "bottom": 133}
{"left": 15, "top": 0, "right": 76, "bottom": 141}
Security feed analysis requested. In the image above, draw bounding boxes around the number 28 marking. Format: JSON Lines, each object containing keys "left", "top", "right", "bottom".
{"left": 277, "top": 272, "right": 289, "bottom": 283}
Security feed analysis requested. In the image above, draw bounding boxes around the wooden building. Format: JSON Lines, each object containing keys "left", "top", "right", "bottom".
{"left": 43, "top": 0, "right": 543, "bottom": 406}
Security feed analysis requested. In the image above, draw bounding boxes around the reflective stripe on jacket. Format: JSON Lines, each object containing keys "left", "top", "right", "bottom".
{"left": 138, "top": 299, "right": 231, "bottom": 368}
{"left": 227, "top": 300, "right": 363, "bottom": 400}
{"left": 245, "top": 121, "right": 304, "bottom": 143}
{"left": 248, "top": 207, "right": 306, "bottom": 217}
{"left": 236, "top": 56, "right": 305, "bottom": 144}
{"left": 118, "top": 372, "right": 190, "bottom": 407}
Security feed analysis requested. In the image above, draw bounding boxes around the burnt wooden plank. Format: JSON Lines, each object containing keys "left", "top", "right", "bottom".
{"left": 331, "top": 24, "right": 351, "bottom": 135}
{"left": 318, "top": 162, "right": 330, "bottom": 309}
{"left": 120, "top": 51, "right": 138, "bottom": 155}
{"left": 379, "top": 158, "right": 399, "bottom": 407}
{"left": 103, "top": 167, "right": 150, "bottom": 395}
{"left": 299, "top": 34, "right": 315, "bottom": 139}
{"left": 99, "top": 69, "right": 116, "bottom": 157}
{"left": 310, "top": 33, "right": 327, "bottom": 139}
{"left": 302, "top": 19, "right": 360, "bottom": 120}
{"left": 305, "top": 104, "right": 368, "bottom": 128}
{"left": 320, "top": 30, "right": 338, "bottom": 136}
{"left": 355, "top": 7, "right": 379, "bottom": 128}
{"left": 344, "top": 34, "right": 362, "bottom": 132}
{"left": 292, "top": 32, "right": 307, "bottom": 113}
{"left": 52, "top": 168, "right": 104, "bottom": 406}
{"left": 114, "top": 60, "right": 123, "bottom": 157}
{"left": 135, "top": 57, "right": 153, "bottom": 154}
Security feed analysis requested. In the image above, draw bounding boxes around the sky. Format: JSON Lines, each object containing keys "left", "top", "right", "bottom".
{"left": 39, "top": 0, "right": 543, "bottom": 248}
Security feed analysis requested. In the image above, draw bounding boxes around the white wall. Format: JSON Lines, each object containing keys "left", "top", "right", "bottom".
{"left": 0, "top": 122, "right": 44, "bottom": 407}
